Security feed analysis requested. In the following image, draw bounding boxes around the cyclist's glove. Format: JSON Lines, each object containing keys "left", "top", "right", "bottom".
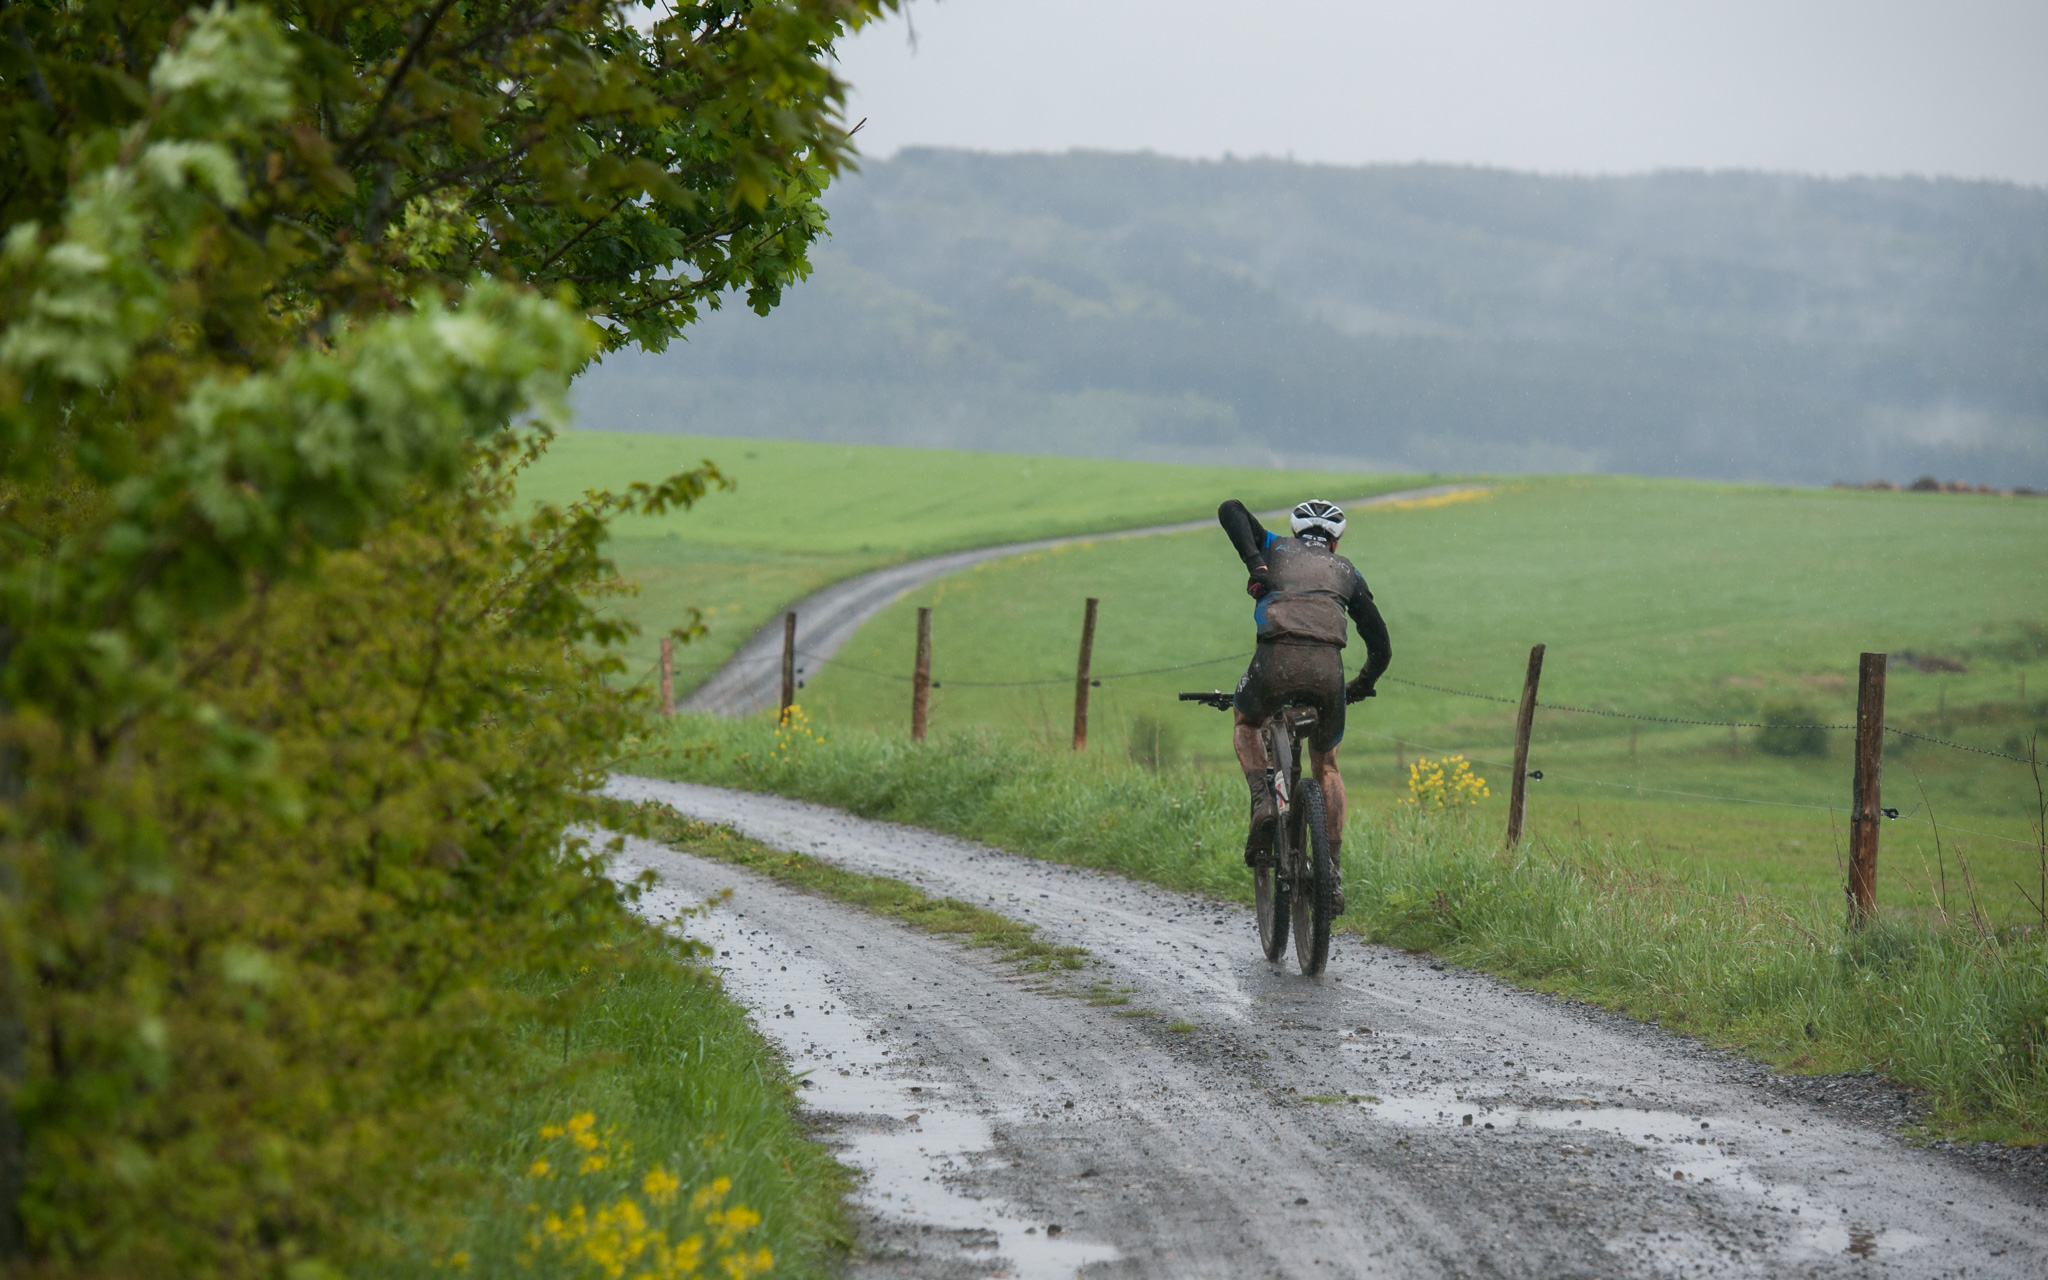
{"left": 1245, "top": 563, "right": 1272, "bottom": 599}
{"left": 1344, "top": 677, "right": 1377, "bottom": 704}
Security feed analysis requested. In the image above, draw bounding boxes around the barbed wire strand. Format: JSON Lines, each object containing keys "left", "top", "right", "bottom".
{"left": 782, "top": 649, "right": 1248, "bottom": 689}
{"left": 675, "top": 644, "right": 2036, "bottom": 764}
{"left": 1354, "top": 730, "right": 2043, "bottom": 847}
{"left": 1883, "top": 728, "right": 2039, "bottom": 766}
{"left": 1383, "top": 676, "right": 1852, "bottom": 729}
{"left": 1382, "top": 675, "right": 2035, "bottom": 763}
{"left": 1351, "top": 733, "right": 2039, "bottom": 843}
{"left": 1352, "top": 730, "right": 1840, "bottom": 814}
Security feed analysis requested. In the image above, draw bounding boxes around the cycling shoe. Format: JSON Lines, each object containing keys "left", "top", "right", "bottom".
{"left": 1243, "top": 778, "right": 1278, "bottom": 867}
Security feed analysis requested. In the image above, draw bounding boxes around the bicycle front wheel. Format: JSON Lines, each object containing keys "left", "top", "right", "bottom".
{"left": 1290, "top": 775, "right": 1335, "bottom": 975}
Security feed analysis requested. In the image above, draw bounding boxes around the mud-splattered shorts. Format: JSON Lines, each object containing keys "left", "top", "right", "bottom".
{"left": 1232, "top": 641, "right": 1346, "bottom": 752}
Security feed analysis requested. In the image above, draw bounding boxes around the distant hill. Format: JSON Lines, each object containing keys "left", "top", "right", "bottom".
{"left": 571, "top": 149, "right": 2048, "bottom": 486}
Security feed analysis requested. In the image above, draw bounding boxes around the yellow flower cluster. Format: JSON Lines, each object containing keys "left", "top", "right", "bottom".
{"left": 533, "top": 1110, "right": 617, "bottom": 1175}
{"left": 1403, "top": 755, "right": 1490, "bottom": 810}
{"left": 766, "top": 703, "right": 823, "bottom": 764}
{"left": 524, "top": 1114, "right": 772, "bottom": 1280}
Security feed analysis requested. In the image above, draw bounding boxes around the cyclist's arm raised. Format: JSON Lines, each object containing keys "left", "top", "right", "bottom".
{"left": 1217, "top": 499, "right": 1276, "bottom": 596}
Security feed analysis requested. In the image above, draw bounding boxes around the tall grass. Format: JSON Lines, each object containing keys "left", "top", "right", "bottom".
{"left": 636, "top": 714, "right": 2048, "bottom": 1142}
{"left": 373, "top": 919, "right": 853, "bottom": 1279}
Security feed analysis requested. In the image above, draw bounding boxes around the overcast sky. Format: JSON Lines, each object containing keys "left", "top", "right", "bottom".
{"left": 833, "top": 0, "right": 2048, "bottom": 185}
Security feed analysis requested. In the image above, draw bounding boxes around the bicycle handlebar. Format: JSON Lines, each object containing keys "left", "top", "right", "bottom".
{"left": 1177, "top": 691, "right": 1235, "bottom": 711}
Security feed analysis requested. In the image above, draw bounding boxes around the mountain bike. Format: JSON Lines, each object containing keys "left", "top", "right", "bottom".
{"left": 1179, "top": 692, "right": 1337, "bottom": 976}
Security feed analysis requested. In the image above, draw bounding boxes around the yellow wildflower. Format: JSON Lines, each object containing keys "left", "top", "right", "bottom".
{"left": 644, "top": 1166, "right": 682, "bottom": 1206}
{"left": 1404, "top": 755, "right": 1489, "bottom": 810}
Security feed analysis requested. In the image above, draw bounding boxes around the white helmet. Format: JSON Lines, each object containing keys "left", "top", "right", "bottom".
{"left": 1290, "top": 499, "right": 1346, "bottom": 543}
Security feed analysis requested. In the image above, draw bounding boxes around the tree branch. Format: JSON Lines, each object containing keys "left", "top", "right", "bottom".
{"left": 337, "top": 0, "right": 460, "bottom": 167}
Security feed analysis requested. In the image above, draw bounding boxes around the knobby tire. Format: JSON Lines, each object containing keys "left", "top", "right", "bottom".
{"left": 1290, "top": 776, "right": 1335, "bottom": 975}
{"left": 1254, "top": 785, "right": 1291, "bottom": 962}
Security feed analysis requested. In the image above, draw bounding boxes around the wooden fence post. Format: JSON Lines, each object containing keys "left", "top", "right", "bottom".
{"left": 911, "top": 606, "right": 932, "bottom": 743}
{"left": 659, "top": 635, "right": 674, "bottom": 717}
{"left": 779, "top": 611, "right": 797, "bottom": 724}
{"left": 1072, "top": 597, "right": 1099, "bottom": 751}
{"left": 1848, "top": 651, "right": 1888, "bottom": 927}
{"left": 1504, "top": 643, "right": 1546, "bottom": 848}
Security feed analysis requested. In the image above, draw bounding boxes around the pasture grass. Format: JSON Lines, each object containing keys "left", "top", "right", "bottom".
{"left": 631, "top": 715, "right": 2048, "bottom": 1143}
{"left": 523, "top": 430, "right": 1429, "bottom": 554}
{"left": 375, "top": 916, "right": 854, "bottom": 1279}
{"left": 520, "top": 430, "right": 1426, "bottom": 695}
{"left": 788, "top": 476, "right": 2048, "bottom": 910}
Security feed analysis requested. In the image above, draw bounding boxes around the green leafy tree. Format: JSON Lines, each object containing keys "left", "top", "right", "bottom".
{"left": 0, "top": 1, "right": 894, "bottom": 1272}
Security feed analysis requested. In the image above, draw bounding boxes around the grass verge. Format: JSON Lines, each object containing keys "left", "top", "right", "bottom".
{"left": 633, "top": 715, "right": 2048, "bottom": 1144}
{"left": 373, "top": 914, "right": 854, "bottom": 1279}
{"left": 600, "top": 796, "right": 1088, "bottom": 974}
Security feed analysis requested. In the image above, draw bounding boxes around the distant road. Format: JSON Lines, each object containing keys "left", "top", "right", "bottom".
{"left": 681, "top": 483, "right": 1486, "bottom": 716}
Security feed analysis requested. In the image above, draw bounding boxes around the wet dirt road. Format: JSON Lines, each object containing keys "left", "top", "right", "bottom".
{"left": 608, "top": 776, "right": 2047, "bottom": 1279}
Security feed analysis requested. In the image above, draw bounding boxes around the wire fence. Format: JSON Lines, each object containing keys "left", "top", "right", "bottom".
{"left": 1380, "top": 674, "right": 2038, "bottom": 763}
{"left": 706, "top": 643, "right": 2038, "bottom": 768}
{"left": 653, "top": 613, "right": 2044, "bottom": 880}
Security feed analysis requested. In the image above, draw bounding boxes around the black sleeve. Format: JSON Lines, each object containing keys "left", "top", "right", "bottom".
{"left": 1217, "top": 499, "right": 1270, "bottom": 567}
{"left": 1349, "top": 575, "right": 1392, "bottom": 688}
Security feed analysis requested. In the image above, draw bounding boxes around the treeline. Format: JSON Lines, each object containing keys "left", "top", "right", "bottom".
{"left": 576, "top": 149, "right": 2048, "bottom": 487}
{"left": 0, "top": 2, "right": 892, "bottom": 1274}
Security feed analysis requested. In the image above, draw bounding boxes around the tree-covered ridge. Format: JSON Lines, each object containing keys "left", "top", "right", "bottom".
{"left": 577, "top": 149, "right": 2048, "bottom": 486}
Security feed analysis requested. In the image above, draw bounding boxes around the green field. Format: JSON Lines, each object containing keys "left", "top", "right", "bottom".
{"left": 788, "top": 477, "right": 2048, "bottom": 919}
{"left": 519, "top": 430, "right": 1430, "bottom": 691}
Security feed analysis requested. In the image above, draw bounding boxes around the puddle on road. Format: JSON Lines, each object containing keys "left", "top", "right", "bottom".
{"left": 651, "top": 888, "right": 1118, "bottom": 1280}
{"left": 1359, "top": 1085, "right": 1929, "bottom": 1263}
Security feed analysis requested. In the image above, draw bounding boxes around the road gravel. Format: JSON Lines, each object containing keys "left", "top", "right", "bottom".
{"left": 608, "top": 775, "right": 2048, "bottom": 1278}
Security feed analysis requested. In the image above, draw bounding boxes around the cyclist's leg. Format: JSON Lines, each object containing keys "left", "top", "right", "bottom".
{"left": 1233, "top": 650, "right": 1281, "bottom": 863}
{"left": 1233, "top": 708, "right": 1267, "bottom": 776}
{"left": 1309, "top": 742, "right": 1345, "bottom": 835}
{"left": 1305, "top": 654, "right": 1349, "bottom": 912}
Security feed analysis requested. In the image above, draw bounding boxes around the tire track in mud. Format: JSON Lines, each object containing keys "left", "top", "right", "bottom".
{"left": 609, "top": 776, "right": 2048, "bottom": 1279}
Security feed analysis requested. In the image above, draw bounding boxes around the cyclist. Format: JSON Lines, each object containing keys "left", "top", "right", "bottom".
{"left": 1217, "top": 498, "right": 1391, "bottom": 913}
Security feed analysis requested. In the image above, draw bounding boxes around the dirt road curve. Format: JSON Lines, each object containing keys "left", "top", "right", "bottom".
{"left": 607, "top": 776, "right": 2046, "bottom": 1279}
{"left": 680, "top": 484, "right": 1485, "bottom": 716}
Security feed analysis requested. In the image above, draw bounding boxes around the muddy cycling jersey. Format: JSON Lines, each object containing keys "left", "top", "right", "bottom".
{"left": 1217, "top": 499, "right": 1391, "bottom": 677}
{"left": 1217, "top": 499, "right": 1391, "bottom": 751}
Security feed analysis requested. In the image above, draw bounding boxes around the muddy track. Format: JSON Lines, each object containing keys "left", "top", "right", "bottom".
{"left": 608, "top": 776, "right": 2047, "bottom": 1279}
{"left": 680, "top": 484, "right": 1484, "bottom": 716}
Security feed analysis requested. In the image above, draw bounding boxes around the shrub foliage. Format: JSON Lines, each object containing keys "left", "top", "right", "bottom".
{"left": 0, "top": 2, "right": 894, "bottom": 1273}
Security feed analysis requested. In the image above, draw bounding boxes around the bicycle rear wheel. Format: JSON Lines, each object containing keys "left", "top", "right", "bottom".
{"left": 1289, "top": 776, "right": 1335, "bottom": 975}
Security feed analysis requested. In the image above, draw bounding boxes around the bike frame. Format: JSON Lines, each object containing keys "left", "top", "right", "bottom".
{"left": 1180, "top": 689, "right": 1334, "bottom": 972}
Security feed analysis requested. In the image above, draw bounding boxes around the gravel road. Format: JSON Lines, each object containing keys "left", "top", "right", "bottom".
{"left": 608, "top": 775, "right": 2047, "bottom": 1279}
{"left": 680, "top": 484, "right": 1484, "bottom": 716}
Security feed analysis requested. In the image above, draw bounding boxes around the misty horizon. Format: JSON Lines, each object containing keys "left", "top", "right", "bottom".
{"left": 572, "top": 148, "right": 2047, "bottom": 488}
